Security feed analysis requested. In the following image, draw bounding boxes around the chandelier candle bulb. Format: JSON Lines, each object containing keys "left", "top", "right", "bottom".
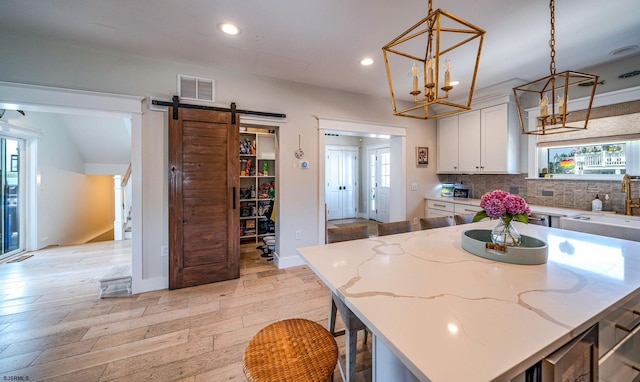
{"left": 427, "top": 58, "right": 434, "bottom": 85}
{"left": 444, "top": 59, "right": 451, "bottom": 87}
{"left": 412, "top": 62, "right": 419, "bottom": 93}
{"left": 557, "top": 95, "right": 565, "bottom": 115}
{"left": 539, "top": 95, "right": 549, "bottom": 117}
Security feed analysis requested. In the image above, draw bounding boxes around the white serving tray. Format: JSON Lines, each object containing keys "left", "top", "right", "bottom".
{"left": 461, "top": 229, "right": 548, "bottom": 265}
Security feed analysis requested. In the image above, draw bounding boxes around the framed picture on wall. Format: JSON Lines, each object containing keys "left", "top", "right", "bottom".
{"left": 416, "top": 146, "right": 428, "bottom": 165}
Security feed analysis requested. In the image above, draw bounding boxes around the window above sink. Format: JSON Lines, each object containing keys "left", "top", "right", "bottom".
{"left": 538, "top": 140, "right": 640, "bottom": 178}
{"left": 525, "top": 86, "right": 640, "bottom": 180}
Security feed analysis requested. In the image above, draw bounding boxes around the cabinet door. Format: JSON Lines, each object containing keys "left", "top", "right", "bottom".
{"left": 458, "top": 110, "right": 481, "bottom": 172}
{"left": 437, "top": 115, "right": 459, "bottom": 173}
{"left": 481, "top": 104, "right": 510, "bottom": 172}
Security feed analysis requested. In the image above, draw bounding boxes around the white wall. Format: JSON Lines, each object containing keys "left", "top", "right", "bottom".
{"left": 32, "top": 113, "right": 114, "bottom": 246}
{"left": 0, "top": 33, "right": 439, "bottom": 291}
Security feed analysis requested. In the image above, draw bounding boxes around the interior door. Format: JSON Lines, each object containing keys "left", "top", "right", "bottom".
{"left": 325, "top": 149, "right": 343, "bottom": 219}
{"left": 325, "top": 147, "right": 357, "bottom": 220}
{"left": 368, "top": 146, "right": 390, "bottom": 223}
{"left": 169, "top": 107, "right": 239, "bottom": 289}
{"left": 375, "top": 147, "right": 391, "bottom": 223}
{"left": 341, "top": 150, "right": 356, "bottom": 219}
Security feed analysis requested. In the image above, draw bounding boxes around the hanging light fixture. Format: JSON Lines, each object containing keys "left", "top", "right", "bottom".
{"left": 513, "top": 0, "right": 599, "bottom": 135}
{"left": 382, "top": 0, "right": 485, "bottom": 119}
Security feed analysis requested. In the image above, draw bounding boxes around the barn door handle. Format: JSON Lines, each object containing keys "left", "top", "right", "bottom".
{"left": 233, "top": 187, "right": 237, "bottom": 209}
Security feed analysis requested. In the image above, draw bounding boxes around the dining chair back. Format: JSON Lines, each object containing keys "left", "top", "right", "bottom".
{"left": 325, "top": 223, "right": 370, "bottom": 381}
{"left": 376, "top": 220, "right": 413, "bottom": 236}
{"left": 419, "top": 216, "right": 453, "bottom": 230}
{"left": 326, "top": 225, "right": 369, "bottom": 243}
{"left": 453, "top": 214, "right": 476, "bottom": 225}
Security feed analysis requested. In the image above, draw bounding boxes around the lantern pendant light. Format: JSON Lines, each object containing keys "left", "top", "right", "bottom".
{"left": 513, "top": 0, "right": 599, "bottom": 135}
{"left": 382, "top": 0, "right": 485, "bottom": 119}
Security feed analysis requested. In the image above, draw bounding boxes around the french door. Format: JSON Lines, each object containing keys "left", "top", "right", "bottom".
{"left": 325, "top": 146, "right": 358, "bottom": 220}
{"left": 368, "top": 146, "right": 390, "bottom": 223}
{"left": 0, "top": 136, "right": 24, "bottom": 258}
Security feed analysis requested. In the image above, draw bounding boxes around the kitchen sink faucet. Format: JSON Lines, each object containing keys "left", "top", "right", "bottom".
{"left": 621, "top": 174, "right": 640, "bottom": 215}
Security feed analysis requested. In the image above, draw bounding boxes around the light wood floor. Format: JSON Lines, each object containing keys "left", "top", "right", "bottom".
{"left": 0, "top": 240, "right": 371, "bottom": 381}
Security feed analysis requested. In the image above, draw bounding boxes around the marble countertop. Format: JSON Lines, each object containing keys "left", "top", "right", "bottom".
{"left": 297, "top": 221, "right": 640, "bottom": 381}
{"left": 425, "top": 196, "right": 588, "bottom": 217}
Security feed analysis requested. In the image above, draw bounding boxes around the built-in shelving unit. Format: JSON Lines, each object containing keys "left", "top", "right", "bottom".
{"left": 239, "top": 127, "right": 277, "bottom": 244}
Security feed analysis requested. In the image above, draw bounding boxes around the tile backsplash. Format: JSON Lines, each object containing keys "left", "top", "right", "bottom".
{"left": 438, "top": 174, "right": 639, "bottom": 215}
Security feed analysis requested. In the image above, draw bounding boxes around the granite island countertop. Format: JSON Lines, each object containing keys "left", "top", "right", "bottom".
{"left": 297, "top": 221, "right": 640, "bottom": 381}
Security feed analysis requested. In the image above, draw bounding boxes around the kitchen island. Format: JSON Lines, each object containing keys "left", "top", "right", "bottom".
{"left": 297, "top": 221, "right": 640, "bottom": 381}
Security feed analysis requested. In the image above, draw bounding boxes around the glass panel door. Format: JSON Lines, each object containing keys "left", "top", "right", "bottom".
{"left": 1, "top": 137, "right": 23, "bottom": 257}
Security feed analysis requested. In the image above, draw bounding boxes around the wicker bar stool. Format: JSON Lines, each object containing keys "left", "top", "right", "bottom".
{"left": 243, "top": 318, "right": 338, "bottom": 382}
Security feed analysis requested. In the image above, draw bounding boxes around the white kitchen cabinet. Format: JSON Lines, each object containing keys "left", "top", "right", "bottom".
{"left": 437, "top": 103, "right": 519, "bottom": 174}
{"left": 454, "top": 203, "right": 482, "bottom": 215}
{"left": 426, "top": 199, "right": 454, "bottom": 219}
{"left": 458, "top": 110, "right": 481, "bottom": 172}
{"left": 481, "top": 103, "right": 520, "bottom": 173}
{"left": 436, "top": 115, "right": 459, "bottom": 173}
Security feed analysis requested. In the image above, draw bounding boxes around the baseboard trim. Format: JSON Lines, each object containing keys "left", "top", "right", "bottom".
{"left": 277, "top": 253, "right": 305, "bottom": 269}
{"left": 132, "top": 276, "right": 167, "bottom": 294}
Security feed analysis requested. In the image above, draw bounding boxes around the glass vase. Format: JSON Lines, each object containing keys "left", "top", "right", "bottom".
{"left": 491, "top": 218, "right": 521, "bottom": 247}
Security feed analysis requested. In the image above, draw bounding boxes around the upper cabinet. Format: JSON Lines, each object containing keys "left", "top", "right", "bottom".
{"left": 437, "top": 103, "right": 520, "bottom": 174}
{"left": 437, "top": 114, "right": 460, "bottom": 172}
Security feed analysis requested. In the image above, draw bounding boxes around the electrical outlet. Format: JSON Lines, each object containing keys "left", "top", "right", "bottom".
{"left": 413, "top": 217, "right": 418, "bottom": 225}
{"left": 161, "top": 245, "right": 168, "bottom": 256}
{"left": 411, "top": 183, "right": 418, "bottom": 191}
{"left": 295, "top": 230, "right": 302, "bottom": 240}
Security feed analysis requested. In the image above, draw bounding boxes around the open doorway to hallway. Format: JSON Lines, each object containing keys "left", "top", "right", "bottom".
{"left": 317, "top": 117, "right": 408, "bottom": 245}
{"left": 325, "top": 135, "right": 391, "bottom": 225}
{"left": 0, "top": 97, "right": 134, "bottom": 299}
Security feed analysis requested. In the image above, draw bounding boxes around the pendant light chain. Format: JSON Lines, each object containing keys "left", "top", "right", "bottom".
{"left": 549, "top": 0, "right": 556, "bottom": 76}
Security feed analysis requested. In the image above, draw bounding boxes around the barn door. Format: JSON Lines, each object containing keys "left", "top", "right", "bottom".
{"left": 169, "top": 107, "right": 239, "bottom": 289}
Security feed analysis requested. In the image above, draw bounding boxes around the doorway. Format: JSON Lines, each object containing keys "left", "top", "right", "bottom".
{"left": 0, "top": 82, "right": 143, "bottom": 291}
{"left": 317, "top": 117, "right": 407, "bottom": 244}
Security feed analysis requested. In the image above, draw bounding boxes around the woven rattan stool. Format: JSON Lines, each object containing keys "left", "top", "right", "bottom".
{"left": 243, "top": 318, "right": 338, "bottom": 382}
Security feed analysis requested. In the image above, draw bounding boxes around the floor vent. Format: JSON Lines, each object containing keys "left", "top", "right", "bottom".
{"left": 178, "top": 75, "right": 215, "bottom": 103}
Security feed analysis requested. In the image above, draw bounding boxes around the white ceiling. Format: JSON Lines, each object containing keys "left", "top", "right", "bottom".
{"left": 1, "top": 0, "right": 638, "bottom": 100}
{"left": 0, "top": 0, "right": 638, "bottom": 165}
{"left": 57, "top": 114, "right": 131, "bottom": 165}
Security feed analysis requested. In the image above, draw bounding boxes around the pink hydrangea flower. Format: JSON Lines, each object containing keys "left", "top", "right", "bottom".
{"left": 474, "top": 189, "right": 530, "bottom": 224}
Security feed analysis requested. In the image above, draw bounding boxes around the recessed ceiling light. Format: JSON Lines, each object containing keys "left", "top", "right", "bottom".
{"left": 618, "top": 70, "right": 640, "bottom": 79}
{"left": 608, "top": 45, "right": 639, "bottom": 56}
{"left": 360, "top": 58, "right": 374, "bottom": 66}
{"left": 218, "top": 22, "right": 240, "bottom": 36}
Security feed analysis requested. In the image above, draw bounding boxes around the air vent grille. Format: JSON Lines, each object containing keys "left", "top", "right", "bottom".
{"left": 178, "top": 75, "right": 215, "bottom": 103}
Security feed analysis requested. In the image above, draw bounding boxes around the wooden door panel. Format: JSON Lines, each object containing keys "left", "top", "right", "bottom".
{"left": 169, "top": 107, "right": 239, "bottom": 289}
{"left": 180, "top": 262, "right": 230, "bottom": 285}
